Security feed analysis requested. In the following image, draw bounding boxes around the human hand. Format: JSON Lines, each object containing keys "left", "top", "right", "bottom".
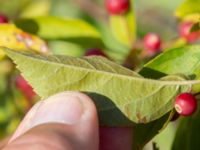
{"left": 2, "top": 92, "right": 133, "bottom": 150}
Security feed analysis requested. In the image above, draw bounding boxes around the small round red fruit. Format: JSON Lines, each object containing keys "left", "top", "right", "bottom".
{"left": 175, "top": 93, "right": 197, "bottom": 116}
{"left": 143, "top": 33, "right": 161, "bottom": 55}
{"left": 179, "top": 21, "right": 200, "bottom": 43}
{"left": 85, "top": 48, "right": 107, "bottom": 57}
{"left": 105, "top": 0, "right": 129, "bottom": 15}
{"left": 0, "top": 13, "right": 8, "bottom": 23}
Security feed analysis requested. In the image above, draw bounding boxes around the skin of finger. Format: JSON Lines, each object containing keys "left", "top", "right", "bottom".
{"left": 4, "top": 91, "right": 133, "bottom": 150}
{"left": 9, "top": 91, "right": 99, "bottom": 146}
{"left": 4, "top": 92, "right": 99, "bottom": 150}
{"left": 0, "top": 137, "right": 10, "bottom": 149}
{"left": 3, "top": 126, "right": 133, "bottom": 150}
{"left": 3, "top": 124, "right": 96, "bottom": 150}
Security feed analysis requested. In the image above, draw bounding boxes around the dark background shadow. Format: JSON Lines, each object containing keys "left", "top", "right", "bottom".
{"left": 86, "top": 92, "right": 134, "bottom": 126}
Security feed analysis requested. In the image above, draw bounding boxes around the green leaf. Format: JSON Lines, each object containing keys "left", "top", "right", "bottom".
{"left": 15, "top": 16, "right": 101, "bottom": 40}
{"left": 172, "top": 101, "right": 200, "bottom": 150}
{"left": 138, "top": 45, "right": 200, "bottom": 149}
{"left": 95, "top": 22, "right": 130, "bottom": 63}
{"left": 140, "top": 45, "right": 200, "bottom": 95}
{"left": 175, "top": 0, "right": 200, "bottom": 18}
{"left": 109, "top": 0, "right": 136, "bottom": 48}
{"left": 49, "top": 40, "right": 84, "bottom": 57}
{"left": 15, "top": 16, "right": 105, "bottom": 51}
{"left": 140, "top": 45, "right": 200, "bottom": 79}
{"left": 133, "top": 113, "right": 171, "bottom": 149}
{"left": 3, "top": 47, "right": 200, "bottom": 125}
{"left": 152, "top": 120, "right": 178, "bottom": 150}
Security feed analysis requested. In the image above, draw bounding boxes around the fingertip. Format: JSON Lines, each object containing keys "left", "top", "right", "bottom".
{"left": 9, "top": 91, "right": 99, "bottom": 147}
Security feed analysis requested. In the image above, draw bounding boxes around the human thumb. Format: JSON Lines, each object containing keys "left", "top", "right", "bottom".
{"left": 4, "top": 91, "right": 99, "bottom": 150}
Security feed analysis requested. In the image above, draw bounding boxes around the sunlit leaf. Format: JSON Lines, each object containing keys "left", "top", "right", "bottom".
{"left": 109, "top": 0, "right": 136, "bottom": 47}
{"left": 3, "top": 48, "right": 200, "bottom": 125}
{"left": 15, "top": 16, "right": 101, "bottom": 40}
{"left": 175, "top": 0, "right": 200, "bottom": 19}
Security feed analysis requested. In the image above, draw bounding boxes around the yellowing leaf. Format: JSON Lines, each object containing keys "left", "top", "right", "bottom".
{"left": 0, "top": 24, "right": 49, "bottom": 59}
{"left": 175, "top": 0, "right": 200, "bottom": 20}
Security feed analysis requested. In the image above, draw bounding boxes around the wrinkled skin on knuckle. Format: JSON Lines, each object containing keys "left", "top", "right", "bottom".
{"left": 3, "top": 124, "right": 76, "bottom": 150}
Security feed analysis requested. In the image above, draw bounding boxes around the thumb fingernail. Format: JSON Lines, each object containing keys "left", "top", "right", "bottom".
{"left": 10, "top": 91, "right": 85, "bottom": 142}
{"left": 31, "top": 92, "right": 84, "bottom": 126}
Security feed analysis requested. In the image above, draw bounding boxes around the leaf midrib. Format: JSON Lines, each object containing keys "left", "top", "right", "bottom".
{"left": 7, "top": 49, "right": 200, "bottom": 86}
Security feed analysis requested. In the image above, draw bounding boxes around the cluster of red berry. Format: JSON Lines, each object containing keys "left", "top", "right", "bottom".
{"left": 0, "top": 3, "right": 199, "bottom": 118}
{"left": 143, "top": 21, "right": 199, "bottom": 56}
{"left": 85, "top": 0, "right": 199, "bottom": 58}
{"left": 95, "top": 0, "right": 199, "bottom": 118}
{"left": 105, "top": 0, "right": 199, "bottom": 55}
